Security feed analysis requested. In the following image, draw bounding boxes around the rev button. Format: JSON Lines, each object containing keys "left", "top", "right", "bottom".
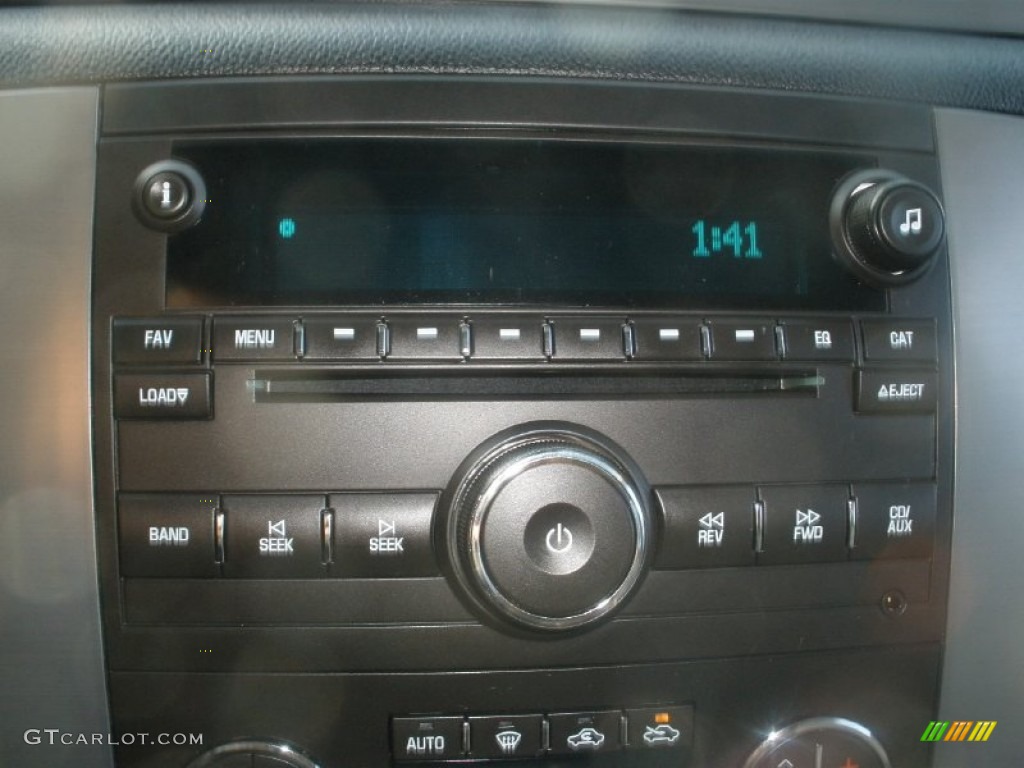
{"left": 114, "top": 373, "right": 211, "bottom": 420}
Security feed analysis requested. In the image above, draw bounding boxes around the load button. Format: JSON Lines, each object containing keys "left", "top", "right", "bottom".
{"left": 856, "top": 370, "right": 937, "bottom": 413}
{"left": 114, "top": 373, "right": 212, "bottom": 420}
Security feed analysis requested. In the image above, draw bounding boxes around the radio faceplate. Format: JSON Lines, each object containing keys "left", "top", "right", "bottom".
{"left": 92, "top": 79, "right": 952, "bottom": 768}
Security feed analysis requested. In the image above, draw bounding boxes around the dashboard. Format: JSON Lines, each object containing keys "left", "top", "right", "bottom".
{"left": 2, "top": 3, "right": 1024, "bottom": 768}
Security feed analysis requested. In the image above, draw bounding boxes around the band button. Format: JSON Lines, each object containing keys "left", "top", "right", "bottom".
{"left": 118, "top": 494, "right": 219, "bottom": 577}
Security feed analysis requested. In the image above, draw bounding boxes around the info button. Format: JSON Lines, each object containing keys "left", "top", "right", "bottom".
{"left": 330, "top": 494, "right": 438, "bottom": 577}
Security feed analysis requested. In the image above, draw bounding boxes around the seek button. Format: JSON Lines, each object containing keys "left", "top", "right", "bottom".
{"left": 330, "top": 494, "right": 438, "bottom": 577}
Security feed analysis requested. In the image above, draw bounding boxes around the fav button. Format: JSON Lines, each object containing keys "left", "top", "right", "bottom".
{"left": 329, "top": 494, "right": 438, "bottom": 577}
{"left": 112, "top": 316, "right": 204, "bottom": 365}
{"left": 114, "top": 373, "right": 211, "bottom": 420}
{"left": 221, "top": 495, "right": 326, "bottom": 578}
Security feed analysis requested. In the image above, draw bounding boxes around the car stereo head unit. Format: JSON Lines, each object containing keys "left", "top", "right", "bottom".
{"left": 91, "top": 79, "right": 952, "bottom": 768}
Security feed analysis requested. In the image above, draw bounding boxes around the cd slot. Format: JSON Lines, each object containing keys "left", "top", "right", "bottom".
{"left": 251, "top": 368, "right": 823, "bottom": 403}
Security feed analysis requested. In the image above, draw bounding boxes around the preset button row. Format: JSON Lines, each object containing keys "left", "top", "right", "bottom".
{"left": 393, "top": 706, "right": 693, "bottom": 762}
{"left": 113, "top": 314, "right": 936, "bottom": 364}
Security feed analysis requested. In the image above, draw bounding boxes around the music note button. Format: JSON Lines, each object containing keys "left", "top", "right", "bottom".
{"left": 881, "top": 185, "right": 944, "bottom": 260}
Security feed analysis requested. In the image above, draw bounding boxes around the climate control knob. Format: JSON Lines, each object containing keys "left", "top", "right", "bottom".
{"left": 743, "top": 718, "right": 891, "bottom": 768}
{"left": 442, "top": 424, "right": 653, "bottom": 632}
{"left": 830, "top": 169, "right": 945, "bottom": 287}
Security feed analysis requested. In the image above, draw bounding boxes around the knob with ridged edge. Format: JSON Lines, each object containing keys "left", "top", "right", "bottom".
{"left": 441, "top": 423, "right": 654, "bottom": 633}
{"left": 830, "top": 169, "right": 945, "bottom": 287}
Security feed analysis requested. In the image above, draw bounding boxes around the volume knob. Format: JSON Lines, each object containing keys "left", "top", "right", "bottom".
{"left": 441, "top": 424, "right": 653, "bottom": 633}
{"left": 830, "top": 170, "right": 945, "bottom": 287}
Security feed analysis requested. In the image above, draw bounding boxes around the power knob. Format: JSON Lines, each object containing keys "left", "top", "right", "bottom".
{"left": 440, "top": 423, "right": 654, "bottom": 633}
{"left": 830, "top": 170, "right": 945, "bottom": 287}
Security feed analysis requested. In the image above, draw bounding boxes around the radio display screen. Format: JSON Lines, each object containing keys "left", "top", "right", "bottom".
{"left": 166, "top": 140, "right": 885, "bottom": 310}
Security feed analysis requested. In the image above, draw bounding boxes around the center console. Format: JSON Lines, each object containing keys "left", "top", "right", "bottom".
{"left": 92, "top": 78, "right": 952, "bottom": 767}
